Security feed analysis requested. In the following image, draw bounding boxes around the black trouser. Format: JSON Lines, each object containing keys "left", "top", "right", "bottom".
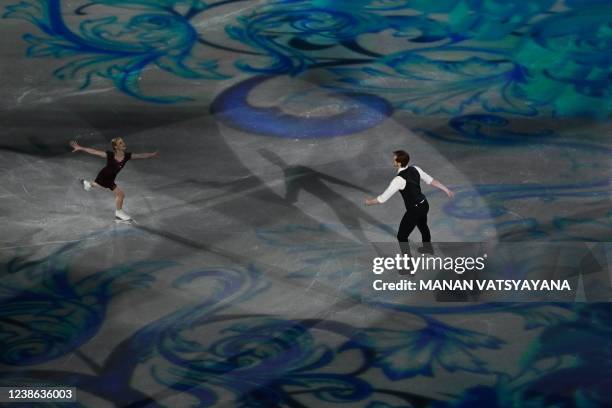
{"left": 397, "top": 200, "right": 430, "bottom": 255}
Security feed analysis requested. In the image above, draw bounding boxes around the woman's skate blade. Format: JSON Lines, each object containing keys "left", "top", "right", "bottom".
{"left": 114, "top": 217, "right": 135, "bottom": 225}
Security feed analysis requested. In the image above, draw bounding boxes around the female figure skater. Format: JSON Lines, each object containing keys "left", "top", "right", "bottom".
{"left": 70, "top": 138, "right": 159, "bottom": 221}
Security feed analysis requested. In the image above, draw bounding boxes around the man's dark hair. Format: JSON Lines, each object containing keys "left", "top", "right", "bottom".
{"left": 393, "top": 150, "right": 410, "bottom": 167}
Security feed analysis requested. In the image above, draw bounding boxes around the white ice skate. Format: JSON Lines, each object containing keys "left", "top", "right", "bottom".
{"left": 114, "top": 209, "right": 134, "bottom": 224}
{"left": 79, "top": 178, "right": 92, "bottom": 191}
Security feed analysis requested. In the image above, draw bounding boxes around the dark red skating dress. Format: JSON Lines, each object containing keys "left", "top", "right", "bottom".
{"left": 94, "top": 151, "right": 131, "bottom": 190}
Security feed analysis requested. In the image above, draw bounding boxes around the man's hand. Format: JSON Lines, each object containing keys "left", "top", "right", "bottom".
{"left": 364, "top": 198, "right": 379, "bottom": 206}
{"left": 432, "top": 179, "right": 455, "bottom": 199}
{"left": 151, "top": 151, "right": 160, "bottom": 158}
{"left": 70, "top": 140, "right": 81, "bottom": 152}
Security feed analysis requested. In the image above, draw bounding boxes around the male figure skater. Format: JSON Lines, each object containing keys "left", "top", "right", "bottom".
{"left": 70, "top": 138, "right": 159, "bottom": 222}
{"left": 365, "top": 150, "right": 454, "bottom": 254}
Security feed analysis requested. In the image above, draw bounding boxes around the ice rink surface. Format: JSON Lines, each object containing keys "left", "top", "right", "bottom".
{"left": 1, "top": 0, "right": 611, "bottom": 406}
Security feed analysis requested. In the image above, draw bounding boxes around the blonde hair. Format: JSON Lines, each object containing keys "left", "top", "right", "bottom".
{"left": 111, "top": 137, "right": 124, "bottom": 151}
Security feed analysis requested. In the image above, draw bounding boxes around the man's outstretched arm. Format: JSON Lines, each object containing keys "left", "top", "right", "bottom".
{"left": 364, "top": 197, "right": 380, "bottom": 206}
{"left": 431, "top": 179, "right": 454, "bottom": 198}
{"left": 365, "top": 177, "right": 403, "bottom": 206}
{"left": 414, "top": 166, "right": 454, "bottom": 199}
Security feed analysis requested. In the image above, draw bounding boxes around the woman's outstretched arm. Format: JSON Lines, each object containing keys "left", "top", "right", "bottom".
{"left": 70, "top": 141, "right": 106, "bottom": 158}
{"left": 131, "top": 151, "right": 160, "bottom": 159}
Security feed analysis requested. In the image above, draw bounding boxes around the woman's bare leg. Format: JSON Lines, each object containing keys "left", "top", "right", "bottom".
{"left": 113, "top": 187, "right": 125, "bottom": 210}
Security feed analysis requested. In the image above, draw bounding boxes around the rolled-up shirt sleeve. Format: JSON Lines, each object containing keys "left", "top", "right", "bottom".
{"left": 377, "top": 176, "right": 405, "bottom": 203}
{"left": 413, "top": 166, "right": 434, "bottom": 185}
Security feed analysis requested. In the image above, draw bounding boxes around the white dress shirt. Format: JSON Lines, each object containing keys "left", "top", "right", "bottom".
{"left": 377, "top": 166, "right": 433, "bottom": 203}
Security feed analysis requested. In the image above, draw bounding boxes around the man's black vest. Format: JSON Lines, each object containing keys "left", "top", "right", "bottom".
{"left": 398, "top": 166, "right": 426, "bottom": 209}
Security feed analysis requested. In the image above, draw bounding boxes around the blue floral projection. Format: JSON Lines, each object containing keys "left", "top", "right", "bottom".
{"left": 417, "top": 114, "right": 612, "bottom": 241}
{"left": 4, "top": 0, "right": 611, "bottom": 119}
{"left": 3, "top": 231, "right": 611, "bottom": 406}
{"left": 0, "top": 236, "right": 174, "bottom": 367}
{"left": 209, "top": 75, "right": 393, "bottom": 138}
{"left": 2, "top": 1, "right": 612, "bottom": 407}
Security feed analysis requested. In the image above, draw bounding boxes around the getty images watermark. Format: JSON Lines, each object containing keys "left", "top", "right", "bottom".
{"left": 371, "top": 252, "right": 572, "bottom": 292}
